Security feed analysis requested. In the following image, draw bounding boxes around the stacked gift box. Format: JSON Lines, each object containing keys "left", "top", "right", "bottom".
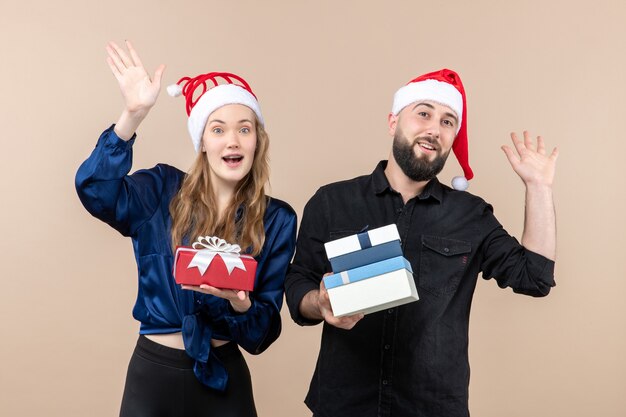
{"left": 323, "top": 224, "right": 419, "bottom": 317}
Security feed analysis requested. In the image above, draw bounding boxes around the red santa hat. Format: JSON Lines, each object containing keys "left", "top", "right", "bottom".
{"left": 392, "top": 68, "right": 473, "bottom": 191}
{"left": 167, "top": 72, "right": 264, "bottom": 152}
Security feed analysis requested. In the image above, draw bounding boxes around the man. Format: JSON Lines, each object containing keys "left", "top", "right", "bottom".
{"left": 285, "top": 69, "right": 558, "bottom": 417}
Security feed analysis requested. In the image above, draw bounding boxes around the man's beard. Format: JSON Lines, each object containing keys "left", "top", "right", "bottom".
{"left": 392, "top": 130, "right": 450, "bottom": 182}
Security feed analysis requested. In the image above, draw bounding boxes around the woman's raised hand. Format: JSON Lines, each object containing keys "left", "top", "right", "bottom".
{"left": 106, "top": 41, "right": 166, "bottom": 140}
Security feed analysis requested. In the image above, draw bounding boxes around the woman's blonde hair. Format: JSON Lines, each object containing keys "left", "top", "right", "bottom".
{"left": 169, "top": 116, "right": 269, "bottom": 256}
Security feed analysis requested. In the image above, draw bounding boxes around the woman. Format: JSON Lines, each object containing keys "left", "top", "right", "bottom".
{"left": 75, "top": 41, "right": 297, "bottom": 417}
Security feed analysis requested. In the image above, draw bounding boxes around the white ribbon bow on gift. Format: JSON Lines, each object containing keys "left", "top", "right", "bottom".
{"left": 187, "top": 236, "right": 247, "bottom": 275}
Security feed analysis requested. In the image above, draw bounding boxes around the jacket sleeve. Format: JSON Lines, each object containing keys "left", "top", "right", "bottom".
{"left": 479, "top": 204, "right": 556, "bottom": 297}
{"left": 284, "top": 189, "right": 331, "bottom": 326}
{"left": 75, "top": 125, "right": 166, "bottom": 237}
{"left": 198, "top": 207, "right": 297, "bottom": 354}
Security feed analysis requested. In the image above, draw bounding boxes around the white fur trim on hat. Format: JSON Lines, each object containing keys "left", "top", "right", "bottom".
{"left": 188, "top": 84, "right": 264, "bottom": 152}
{"left": 392, "top": 79, "right": 463, "bottom": 133}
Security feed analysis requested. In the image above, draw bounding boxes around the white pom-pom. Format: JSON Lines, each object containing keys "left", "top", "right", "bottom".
{"left": 167, "top": 83, "right": 183, "bottom": 97}
{"left": 451, "top": 176, "right": 469, "bottom": 191}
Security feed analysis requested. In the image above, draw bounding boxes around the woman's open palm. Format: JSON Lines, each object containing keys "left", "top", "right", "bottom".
{"left": 106, "top": 40, "right": 165, "bottom": 114}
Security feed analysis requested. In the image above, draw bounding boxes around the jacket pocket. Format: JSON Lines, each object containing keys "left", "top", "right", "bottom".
{"left": 418, "top": 235, "right": 471, "bottom": 297}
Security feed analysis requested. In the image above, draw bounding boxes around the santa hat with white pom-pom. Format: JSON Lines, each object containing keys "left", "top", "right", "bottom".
{"left": 392, "top": 68, "right": 473, "bottom": 191}
{"left": 167, "top": 72, "right": 264, "bottom": 153}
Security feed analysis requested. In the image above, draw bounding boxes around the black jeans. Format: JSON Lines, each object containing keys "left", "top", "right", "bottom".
{"left": 119, "top": 335, "right": 257, "bottom": 417}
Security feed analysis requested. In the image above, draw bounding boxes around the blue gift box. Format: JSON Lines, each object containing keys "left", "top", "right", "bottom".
{"left": 323, "top": 256, "right": 418, "bottom": 317}
{"left": 328, "top": 240, "right": 402, "bottom": 273}
{"left": 324, "top": 256, "right": 413, "bottom": 289}
{"left": 324, "top": 224, "right": 402, "bottom": 273}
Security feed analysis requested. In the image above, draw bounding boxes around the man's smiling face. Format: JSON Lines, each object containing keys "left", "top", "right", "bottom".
{"left": 388, "top": 101, "right": 458, "bottom": 182}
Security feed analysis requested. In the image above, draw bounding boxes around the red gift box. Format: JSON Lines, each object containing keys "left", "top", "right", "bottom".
{"left": 173, "top": 237, "right": 257, "bottom": 291}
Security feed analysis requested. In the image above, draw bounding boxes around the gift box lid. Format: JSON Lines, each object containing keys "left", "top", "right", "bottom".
{"left": 323, "top": 255, "right": 413, "bottom": 289}
{"left": 173, "top": 246, "right": 256, "bottom": 275}
{"left": 324, "top": 224, "right": 400, "bottom": 260}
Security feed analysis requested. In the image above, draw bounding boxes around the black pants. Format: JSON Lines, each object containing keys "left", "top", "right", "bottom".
{"left": 119, "top": 335, "right": 257, "bottom": 417}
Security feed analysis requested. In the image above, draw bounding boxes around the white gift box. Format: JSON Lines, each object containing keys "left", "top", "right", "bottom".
{"left": 324, "top": 224, "right": 402, "bottom": 272}
{"left": 323, "top": 256, "right": 419, "bottom": 317}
